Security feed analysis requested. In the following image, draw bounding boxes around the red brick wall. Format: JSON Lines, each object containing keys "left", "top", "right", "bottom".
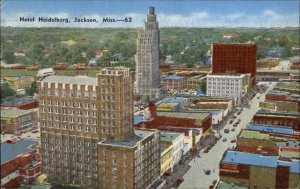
{"left": 219, "top": 163, "right": 250, "bottom": 179}
{"left": 252, "top": 116, "right": 300, "bottom": 131}
{"left": 0, "top": 151, "right": 35, "bottom": 179}
{"left": 276, "top": 166, "right": 289, "bottom": 189}
{"left": 265, "top": 95, "right": 287, "bottom": 102}
{"left": 212, "top": 44, "right": 256, "bottom": 86}
{"left": 1, "top": 177, "right": 20, "bottom": 188}
{"left": 235, "top": 146, "right": 278, "bottom": 156}
{"left": 1, "top": 101, "right": 38, "bottom": 110}
{"left": 137, "top": 106, "right": 211, "bottom": 133}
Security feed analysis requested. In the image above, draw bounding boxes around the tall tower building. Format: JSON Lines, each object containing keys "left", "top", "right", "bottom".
{"left": 38, "top": 67, "right": 159, "bottom": 188}
{"left": 135, "top": 7, "right": 161, "bottom": 100}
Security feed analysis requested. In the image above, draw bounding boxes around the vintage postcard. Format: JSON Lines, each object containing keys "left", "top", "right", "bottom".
{"left": 1, "top": 0, "right": 299, "bottom": 189}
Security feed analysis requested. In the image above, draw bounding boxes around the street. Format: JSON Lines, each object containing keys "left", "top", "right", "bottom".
{"left": 172, "top": 82, "right": 277, "bottom": 189}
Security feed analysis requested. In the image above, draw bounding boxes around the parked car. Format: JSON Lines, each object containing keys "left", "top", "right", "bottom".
{"left": 231, "top": 128, "right": 236, "bottom": 131}
{"left": 222, "top": 138, "right": 227, "bottom": 142}
{"left": 224, "top": 129, "right": 229, "bottom": 133}
{"left": 231, "top": 139, "right": 236, "bottom": 143}
{"left": 204, "top": 169, "right": 211, "bottom": 175}
{"left": 229, "top": 119, "right": 234, "bottom": 124}
{"left": 233, "top": 123, "right": 237, "bottom": 127}
{"left": 176, "top": 178, "right": 184, "bottom": 184}
{"left": 163, "top": 172, "right": 171, "bottom": 176}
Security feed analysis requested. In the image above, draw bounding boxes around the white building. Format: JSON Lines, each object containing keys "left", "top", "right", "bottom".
{"left": 206, "top": 74, "right": 250, "bottom": 104}
{"left": 159, "top": 132, "right": 184, "bottom": 171}
{"left": 135, "top": 7, "right": 161, "bottom": 100}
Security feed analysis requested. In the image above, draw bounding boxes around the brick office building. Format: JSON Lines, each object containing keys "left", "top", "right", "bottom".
{"left": 38, "top": 67, "right": 159, "bottom": 188}
{"left": 211, "top": 44, "right": 256, "bottom": 86}
{"left": 252, "top": 110, "right": 300, "bottom": 131}
{"left": 219, "top": 150, "right": 300, "bottom": 189}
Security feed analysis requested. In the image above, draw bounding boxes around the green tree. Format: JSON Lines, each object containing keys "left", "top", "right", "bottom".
{"left": 25, "top": 81, "right": 37, "bottom": 96}
{"left": 200, "top": 82, "right": 207, "bottom": 94}
{"left": 2, "top": 50, "right": 15, "bottom": 64}
{"left": 0, "top": 83, "right": 16, "bottom": 102}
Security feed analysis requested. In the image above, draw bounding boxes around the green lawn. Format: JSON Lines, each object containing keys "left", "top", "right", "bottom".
{"left": 0, "top": 69, "right": 37, "bottom": 77}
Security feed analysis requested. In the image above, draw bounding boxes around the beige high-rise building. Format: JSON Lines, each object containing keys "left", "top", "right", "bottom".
{"left": 135, "top": 7, "right": 161, "bottom": 100}
{"left": 38, "top": 67, "right": 159, "bottom": 188}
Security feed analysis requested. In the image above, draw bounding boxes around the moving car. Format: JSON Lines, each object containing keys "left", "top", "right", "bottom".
{"left": 222, "top": 138, "right": 227, "bottom": 142}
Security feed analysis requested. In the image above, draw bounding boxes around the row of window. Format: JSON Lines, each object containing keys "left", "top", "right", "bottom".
{"left": 40, "top": 101, "right": 97, "bottom": 109}
{"left": 41, "top": 123, "right": 98, "bottom": 132}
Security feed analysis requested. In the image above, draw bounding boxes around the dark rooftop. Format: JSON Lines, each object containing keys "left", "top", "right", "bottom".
{"left": 1, "top": 139, "right": 39, "bottom": 164}
{"left": 1, "top": 97, "right": 36, "bottom": 107}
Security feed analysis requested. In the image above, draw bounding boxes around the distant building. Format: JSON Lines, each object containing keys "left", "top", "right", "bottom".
{"left": 1, "top": 109, "right": 37, "bottom": 134}
{"left": 206, "top": 74, "right": 250, "bottom": 104}
{"left": 1, "top": 76, "right": 34, "bottom": 90}
{"left": 161, "top": 75, "right": 187, "bottom": 91}
{"left": 135, "top": 7, "right": 161, "bottom": 100}
{"left": 0, "top": 97, "right": 38, "bottom": 110}
{"left": 14, "top": 51, "right": 26, "bottom": 57}
{"left": 186, "top": 75, "right": 206, "bottom": 91}
{"left": 211, "top": 43, "right": 256, "bottom": 86}
{"left": 219, "top": 150, "right": 300, "bottom": 189}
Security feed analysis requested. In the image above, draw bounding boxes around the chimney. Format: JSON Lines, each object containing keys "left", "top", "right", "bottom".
{"left": 148, "top": 101, "right": 157, "bottom": 119}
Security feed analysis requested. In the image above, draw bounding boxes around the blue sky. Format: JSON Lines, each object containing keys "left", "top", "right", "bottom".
{"left": 1, "top": 0, "right": 299, "bottom": 28}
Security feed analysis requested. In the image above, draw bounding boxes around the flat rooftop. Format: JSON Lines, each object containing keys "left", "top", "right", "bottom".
{"left": 161, "top": 75, "right": 185, "bottom": 80}
{"left": 157, "top": 111, "right": 211, "bottom": 120}
{"left": 160, "top": 132, "right": 181, "bottom": 142}
{"left": 41, "top": 75, "right": 97, "bottom": 85}
{"left": 99, "top": 129, "right": 154, "bottom": 148}
{"left": 1, "top": 97, "right": 36, "bottom": 107}
{"left": 1, "top": 109, "right": 35, "bottom": 118}
{"left": 222, "top": 151, "right": 300, "bottom": 174}
{"left": 1, "top": 140, "right": 39, "bottom": 164}
{"left": 246, "top": 124, "right": 293, "bottom": 136}
{"left": 239, "top": 130, "right": 270, "bottom": 140}
{"left": 156, "top": 98, "right": 187, "bottom": 105}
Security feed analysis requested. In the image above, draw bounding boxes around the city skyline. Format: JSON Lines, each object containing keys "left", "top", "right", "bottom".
{"left": 1, "top": 0, "right": 299, "bottom": 28}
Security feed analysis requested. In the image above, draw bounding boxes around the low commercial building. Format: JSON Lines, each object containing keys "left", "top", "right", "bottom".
{"left": 186, "top": 75, "right": 206, "bottom": 91}
{"left": 1, "top": 76, "right": 34, "bottom": 90}
{"left": 252, "top": 110, "right": 300, "bottom": 131}
{"left": 159, "top": 144, "right": 172, "bottom": 175}
{"left": 236, "top": 130, "right": 278, "bottom": 156}
{"left": 1, "top": 109, "right": 37, "bottom": 134}
{"left": 0, "top": 97, "right": 38, "bottom": 110}
{"left": 206, "top": 74, "right": 250, "bottom": 104}
{"left": 156, "top": 98, "right": 188, "bottom": 112}
{"left": 156, "top": 103, "right": 181, "bottom": 112}
{"left": 219, "top": 150, "right": 300, "bottom": 189}
{"left": 188, "top": 97, "right": 235, "bottom": 111}
{"left": 1, "top": 140, "right": 40, "bottom": 188}
{"left": 161, "top": 75, "right": 187, "bottom": 91}
{"left": 246, "top": 124, "right": 294, "bottom": 136}
{"left": 259, "top": 101, "right": 299, "bottom": 113}
{"left": 160, "top": 132, "right": 184, "bottom": 171}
